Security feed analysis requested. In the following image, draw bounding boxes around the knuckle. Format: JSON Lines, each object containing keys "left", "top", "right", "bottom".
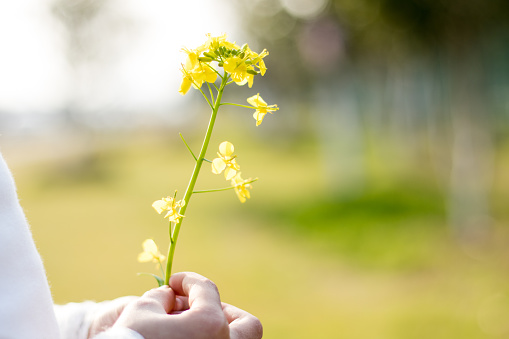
{"left": 249, "top": 315, "right": 263, "bottom": 338}
{"left": 197, "top": 311, "right": 229, "bottom": 337}
{"left": 198, "top": 277, "right": 220, "bottom": 294}
{"left": 133, "top": 297, "right": 158, "bottom": 310}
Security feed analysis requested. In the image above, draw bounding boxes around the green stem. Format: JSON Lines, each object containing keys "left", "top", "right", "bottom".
{"left": 221, "top": 103, "right": 253, "bottom": 109}
{"left": 164, "top": 75, "right": 229, "bottom": 285}
{"left": 193, "top": 178, "right": 259, "bottom": 193}
{"left": 207, "top": 83, "right": 215, "bottom": 106}
{"left": 197, "top": 86, "right": 214, "bottom": 110}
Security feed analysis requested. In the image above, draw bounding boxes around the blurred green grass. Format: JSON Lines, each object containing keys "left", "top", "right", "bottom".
{"left": 7, "top": 129, "right": 509, "bottom": 339}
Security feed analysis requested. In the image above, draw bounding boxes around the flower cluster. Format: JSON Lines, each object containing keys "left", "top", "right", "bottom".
{"left": 179, "top": 33, "right": 278, "bottom": 126}
{"left": 179, "top": 33, "right": 269, "bottom": 95}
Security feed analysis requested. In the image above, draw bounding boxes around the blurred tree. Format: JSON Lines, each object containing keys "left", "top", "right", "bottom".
{"left": 231, "top": 0, "right": 509, "bottom": 82}
{"left": 230, "top": 0, "right": 509, "bottom": 241}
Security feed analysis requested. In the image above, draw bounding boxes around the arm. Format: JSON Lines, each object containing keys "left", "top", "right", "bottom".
{"left": 0, "top": 153, "right": 60, "bottom": 338}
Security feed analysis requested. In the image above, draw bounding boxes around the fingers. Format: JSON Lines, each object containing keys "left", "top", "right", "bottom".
{"left": 222, "top": 303, "right": 263, "bottom": 339}
{"left": 88, "top": 297, "right": 140, "bottom": 338}
{"left": 169, "top": 272, "right": 223, "bottom": 313}
{"left": 169, "top": 272, "right": 229, "bottom": 337}
{"left": 173, "top": 296, "right": 189, "bottom": 312}
{"left": 139, "top": 285, "right": 176, "bottom": 314}
{"left": 110, "top": 296, "right": 139, "bottom": 312}
{"left": 103, "top": 296, "right": 139, "bottom": 323}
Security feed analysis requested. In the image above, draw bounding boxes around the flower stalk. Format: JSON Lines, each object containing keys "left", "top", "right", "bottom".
{"left": 138, "top": 34, "right": 279, "bottom": 286}
{"left": 164, "top": 75, "right": 228, "bottom": 284}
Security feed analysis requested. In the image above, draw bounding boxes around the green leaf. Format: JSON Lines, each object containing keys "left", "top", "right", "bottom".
{"left": 180, "top": 133, "right": 197, "bottom": 161}
{"left": 137, "top": 273, "right": 165, "bottom": 287}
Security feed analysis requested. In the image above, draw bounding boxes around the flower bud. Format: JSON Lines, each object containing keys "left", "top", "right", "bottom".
{"left": 198, "top": 57, "right": 213, "bottom": 62}
{"left": 203, "top": 52, "right": 216, "bottom": 59}
{"left": 247, "top": 69, "right": 259, "bottom": 75}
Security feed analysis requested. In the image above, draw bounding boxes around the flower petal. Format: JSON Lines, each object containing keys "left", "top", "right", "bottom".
{"left": 203, "top": 66, "right": 217, "bottom": 83}
{"left": 179, "top": 77, "right": 192, "bottom": 95}
{"left": 230, "top": 158, "right": 240, "bottom": 170}
{"left": 224, "top": 167, "right": 237, "bottom": 180}
{"left": 152, "top": 199, "right": 166, "bottom": 214}
{"left": 142, "top": 239, "right": 158, "bottom": 253}
{"left": 247, "top": 94, "right": 259, "bottom": 107}
{"left": 138, "top": 252, "right": 153, "bottom": 263}
{"left": 212, "top": 158, "right": 226, "bottom": 174}
{"left": 235, "top": 187, "right": 246, "bottom": 203}
{"left": 219, "top": 141, "right": 234, "bottom": 157}
{"left": 253, "top": 111, "right": 267, "bottom": 126}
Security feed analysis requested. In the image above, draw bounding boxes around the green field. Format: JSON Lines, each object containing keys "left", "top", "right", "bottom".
{"left": 5, "top": 128, "right": 509, "bottom": 339}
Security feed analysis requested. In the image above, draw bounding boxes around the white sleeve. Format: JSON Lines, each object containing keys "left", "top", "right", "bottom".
{"left": 54, "top": 300, "right": 144, "bottom": 339}
{"left": 54, "top": 301, "right": 101, "bottom": 339}
{"left": 0, "top": 153, "right": 61, "bottom": 338}
{"left": 93, "top": 327, "right": 144, "bottom": 339}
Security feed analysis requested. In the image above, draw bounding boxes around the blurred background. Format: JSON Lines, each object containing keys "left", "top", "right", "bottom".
{"left": 1, "top": 0, "right": 509, "bottom": 338}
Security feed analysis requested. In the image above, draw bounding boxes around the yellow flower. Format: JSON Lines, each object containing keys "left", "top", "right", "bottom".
{"left": 179, "top": 48, "right": 217, "bottom": 95}
{"left": 152, "top": 196, "right": 185, "bottom": 223}
{"left": 211, "top": 141, "right": 240, "bottom": 180}
{"left": 200, "top": 33, "right": 239, "bottom": 52}
{"left": 247, "top": 93, "right": 279, "bottom": 126}
{"left": 138, "top": 239, "right": 166, "bottom": 267}
{"left": 179, "top": 72, "right": 193, "bottom": 95}
{"left": 231, "top": 173, "right": 252, "bottom": 203}
{"left": 223, "top": 56, "right": 248, "bottom": 84}
{"left": 179, "top": 34, "right": 269, "bottom": 91}
{"left": 247, "top": 48, "right": 269, "bottom": 76}
{"left": 221, "top": 44, "right": 268, "bottom": 88}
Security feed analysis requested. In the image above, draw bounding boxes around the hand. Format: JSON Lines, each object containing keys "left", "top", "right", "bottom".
{"left": 113, "top": 272, "right": 263, "bottom": 339}
{"left": 88, "top": 296, "right": 138, "bottom": 338}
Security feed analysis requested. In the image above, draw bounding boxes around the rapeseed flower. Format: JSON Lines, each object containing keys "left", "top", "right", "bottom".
{"left": 231, "top": 173, "right": 252, "bottom": 203}
{"left": 152, "top": 196, "right": 185, "bottom": 223}
{"left": 138, "top": 239, "right": 165, "bottom": 267}
{"left": 224, "top": 56, "right": 249, "bottom": 84}
{"left": 179, "top": 48, "right": 217, "bottom": 95}
{"left": 247, "top": 93, "right": 279, "bottom": 126}
{"left": 247, "top": 48, "right": 268, "bottom": 76}
{"left": 211, "top": 141, "right": 240, "bottom": 180}
{"left": 200, "top": 33, "right": 239, "bottom": 52}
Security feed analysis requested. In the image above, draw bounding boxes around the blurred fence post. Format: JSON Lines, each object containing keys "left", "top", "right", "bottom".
{"left": 446, "top": 50, "right": 495, "bottom": 247}
{"left": 313, "top": 73, "right": 367, "bottom": 196}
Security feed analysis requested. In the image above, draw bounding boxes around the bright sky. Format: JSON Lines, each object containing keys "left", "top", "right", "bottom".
{"left": 0, "top": 0, "right": 239, "bottom": 115}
